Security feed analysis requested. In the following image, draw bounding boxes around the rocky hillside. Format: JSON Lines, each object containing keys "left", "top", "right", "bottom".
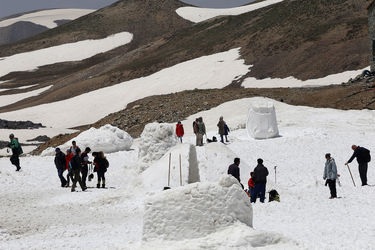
{"left": 0, "top": 0, "right": 372, "bottom": 117}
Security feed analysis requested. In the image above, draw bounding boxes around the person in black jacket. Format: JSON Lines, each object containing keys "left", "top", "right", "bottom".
{"left": 251, "top": 158, "right": 269, "bottom": 203}
{"left": 70, "top": 148, "right": 86, "bottom": 192}
{"left": 54, "top": 148, "right": 67, "bottom": 187}
{"left": 345, "top": 145, "right": 371, "bottom": 186}
{"left": 80, "top": 147, "right": 91, "bottom": 189}
{"left": 228, "top": 158, "right": 241, "bottom": 183}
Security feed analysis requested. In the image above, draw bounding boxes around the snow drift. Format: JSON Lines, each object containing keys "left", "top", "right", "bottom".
{"left": 42, "top": 124, "right": 132, "bottom": 155}
{"left": 246, "top": 101, "right": 279, "bottom": 139}
{"left": 138, "top": 123, "right": 178, "bottom": 165}
{"left": 142, "top": 175, "right": 252, "bottom": 241}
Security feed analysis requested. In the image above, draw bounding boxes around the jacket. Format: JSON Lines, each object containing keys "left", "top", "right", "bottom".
{"left": 228, "top": 163, "right": 240, "bottom": 182}
{"left": 9, "top": 138, "right": 21, "bottom": 155}
{"left": 193, "top": 121, "right": 198, "bottom": 134}
{"left": 54, "top": 152, "right": 66, "bottom": 170}
{"left": 217, "top": 120, "right": 225, "bottom": 135}
{"left": 70, "top": 154, "right": 82, "bottom": 170}
{"left": 324, "top": 158, "right": 338, "bottom": 180}
{"left": 197, "top": 122, "right": 206, "bottom": 135}
{"left": 348, "top": 146, "right": 371, "bottom": 164}
{"left": 248, "top": 178, "right": 255, "bottom": 188}
{"left": 176, "top": 124, "right": 184, "bottom": 137}
{"left": 253, "top": 164, "right": 269, "bottom": 184}
{"left": 96, "top": 157, "right": 109, "bottom": 172}
{"left": 65, "top": 153, "right": 74, "bottom": 170}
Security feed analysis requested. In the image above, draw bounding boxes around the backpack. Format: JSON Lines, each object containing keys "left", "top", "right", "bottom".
{"left": 193, "top": 121, "right": 198, "bottom": 133}
{"left": 268, "top": 189, "right": 280, "bottom": 202}
{"left": 365, "top": 148, "right": 371, "bottom": 163}
{"left": 17, "top": 143, "right": 23, "bottom": 155}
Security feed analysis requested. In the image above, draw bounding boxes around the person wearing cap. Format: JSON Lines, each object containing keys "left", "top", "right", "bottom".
{"left": 54, "top": 148, "right": 67, "bottom": 187}
{"left": 80, "top": 147, "right": 91, "bottom": 189}
{"left": 7, "top": 133, "right": 22, "bottom": 171}
{"left": 251, "top": 158, "right": 269, "bottom": 203}
{"left": 323, "top": 153, "right": 338, "bottom": 199}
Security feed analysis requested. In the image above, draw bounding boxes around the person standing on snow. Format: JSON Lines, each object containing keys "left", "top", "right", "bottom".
{"left": 193, "top": 118, "right": 199, "bottom": 146}
{"left": 65, "top": 149, "right": 74, "bottom": 187}
{"left": 197, "top": 117, "right": 206, "bottom": 146}
{"left": 70, "top": 141, "right": 81, "bottom": 155}
{"left": 7, "top": 133, "right": 22, "bottom": 171}
{"left": 176, "top": 121, "right": 184, "bottom": 143}
{"left": 248, "top": 171, "right": 255, "bottom": 199}
{"left": 345, "top": 145, "right": 371, "bottom": 186}
{"left": 323, "top": 153, "right": 338, "bottom": 199}
{"left": 251, "top": 158, "right": 269, "bottom": 203}
{"left": 54, "top": 148, "right": 67, "bottom": 187}
{"left": 70, "top": 148, "right": 86, "bottom": 192}
{"left": 217, "top": 116, "right": 226, "bottom": 143}
{"left": 228, "top": 158, "right": 241, "bottom": 183}
{"left": 80, "top": 147, "right": 91, "bottom": 189}
{"left": 93, "top": 151, "right": 109, "bottom": 188}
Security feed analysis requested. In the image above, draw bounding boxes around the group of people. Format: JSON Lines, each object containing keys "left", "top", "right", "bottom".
{"left": 176, "top": 116, "right": 230, "bottom": 146}
{"left": 54, "top": 141, "right": 109, "bottom": 192}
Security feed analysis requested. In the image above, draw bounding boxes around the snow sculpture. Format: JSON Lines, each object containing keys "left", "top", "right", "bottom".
{"left": 246, "top": 101, "right": 279, "bottom": 139}
{"left": 138, "top": 122, "right": 178, "bottom": 164}
{"left": 142, "top": 175, "right": 252, "bottom": 241}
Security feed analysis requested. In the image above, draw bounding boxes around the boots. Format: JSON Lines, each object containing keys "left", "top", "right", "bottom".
{"left": 97, "top": 183, "right": 100, "bottom": 188}
{"left": 102, "top": 184, "right": 105, "bottom": 188}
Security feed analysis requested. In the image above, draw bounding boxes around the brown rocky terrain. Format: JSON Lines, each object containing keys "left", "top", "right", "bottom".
{"left": 0, "top": 0, "right": 371, "bottom": 115}
{"left": 31, "top": 76, "right": 375, "bottom": 154}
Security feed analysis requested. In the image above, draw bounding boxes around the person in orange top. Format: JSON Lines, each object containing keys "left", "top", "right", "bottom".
{"left": 248, "top": 172, "right": 255, "bottom": 198}
{"left": 65, "top": 148, "right": 74, "bottom": 187}
{"left": 176, "top": 121, "right": 184, "bottom": 143}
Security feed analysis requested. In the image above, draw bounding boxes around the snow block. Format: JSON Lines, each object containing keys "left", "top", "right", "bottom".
{"left": 142, "top": 175, "right": 252, "bottom": 241}
{"left": 142, "top": 143, "right": 200, "bottom": 192}
{"left": 41, "top": 124, "right": 132, "bottom": 155}
{"left": 138, "top": 123, "right": 178, "bottom": 164}
{"left": 246, "top": 101, "right": 279, "bottom": 139}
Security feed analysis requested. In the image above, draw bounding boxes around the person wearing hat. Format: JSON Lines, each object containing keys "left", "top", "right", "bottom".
{"left": 80, "top": 147, "right": 91, "bottom": 189}
{"left": 54, "top": 148, "right": 67, "bottom": 187}
{"left": 7, "top": 133, "right": 22, "bottom": 171}
{"left": 324, "top": 153, "right": 338, "bottom": 199}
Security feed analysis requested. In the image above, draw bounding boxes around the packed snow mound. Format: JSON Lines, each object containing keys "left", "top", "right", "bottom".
{"left": 143, "top": 175, "right": 252, "bottom": 241}
{"left": 246, "top": 101, "right": 279, "bottom": 139}
{"left": 142, "top": 143, "right": 200, "bottom": 192}
{"left": 42, "top": 124, "right": 132, "bottom": 156}
{"left": 138, "top": 123, "right": 178, "bottom": 164}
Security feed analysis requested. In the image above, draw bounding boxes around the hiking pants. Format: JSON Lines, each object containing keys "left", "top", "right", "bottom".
{"left": 81, "top": 166, "right": 88, "bottom": 188}
{"left": 71, "top": 169, "right": 84, "bottom": 191}
{"left": 220, "top": 134, "right": 224, "bottom": 143}
{"left": 57, "top": 168, "right": 67, "bottom": 187}
{"left": 327, "top": 179, "right": 337, "bottom": 198}
{"left": 178, "top": 136, "right": 183, "bottom": 143}
{"left": 196, "top": 134, "right": 203, "bottom": 146}
{"left": 10, "top": 154, "right": 20, "bottom": 169}
{"left": 358, "top": 162, "right": 368, "bottom": 186}
{"left": 251, "top": 183, "right": 266, "bottom": 203}
{"left": 97, "top": 171, "right": 106, "bottom": 184}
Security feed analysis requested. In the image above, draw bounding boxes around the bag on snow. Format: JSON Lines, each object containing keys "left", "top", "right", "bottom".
{"left": 268, "top": 189, "right": 280, "bottom": 202}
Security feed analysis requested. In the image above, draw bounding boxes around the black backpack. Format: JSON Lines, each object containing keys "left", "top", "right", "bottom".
{"left": 365, "top": 148, "right": 371, "bottom": 163}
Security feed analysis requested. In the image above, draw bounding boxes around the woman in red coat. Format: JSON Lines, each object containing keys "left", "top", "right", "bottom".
{"left": 176, "top": 121, "right": 184, "bottom": 143}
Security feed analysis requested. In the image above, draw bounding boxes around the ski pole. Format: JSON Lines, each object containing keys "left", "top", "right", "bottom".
{"left": 168, "top": 153, "right": 171, "bottom": 187}
{"left": 179, "top": 154, "right": 182, "bottom": 186}
{"left": 346, "top": 164, "right": 356, "bottom": 187}
{"left": 274, "top": 166, "right": 277, "bottom": 184}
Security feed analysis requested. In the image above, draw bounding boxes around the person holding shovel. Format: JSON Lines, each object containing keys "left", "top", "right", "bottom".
{"left": 345, "top": 145, "right": 371, "bottom": 186}
{"left": 323, "top": 153, "right": 338, "bottom": 199}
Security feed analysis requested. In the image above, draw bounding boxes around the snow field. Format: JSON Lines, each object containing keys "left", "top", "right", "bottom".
{"left": 176, "top": 0, "right": 284, "bottom": 23}
{"left": 142, "top": 176, "right": 252, "bottom": 240}
{"left": 41, "top": 124, "right": 133, "bottom": 156}
{"left": 0, "top": 32, "right": 133, "bottom": 78}
{"left": 0, "top": 85, "right": 52, "bottom": 107}
{"left": 0, "top": 9, "right": 95, "bottom": 29}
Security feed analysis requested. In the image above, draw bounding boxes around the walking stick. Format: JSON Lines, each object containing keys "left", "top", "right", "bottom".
{"left": 179, "top": 154, "right": 182, "bottom": 186}
{"left": 346, "top": 164, "right": 356, "bottom": 187}
{"left": 164, "top": 153, "right": 172, "bottom": 190}
{"left": 274, "top": 166, "right": 277, "bottom": 184}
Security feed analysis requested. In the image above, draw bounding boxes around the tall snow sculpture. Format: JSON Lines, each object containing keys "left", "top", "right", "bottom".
{"left": 246, "top": 101, "right": 279, "bottom": 139}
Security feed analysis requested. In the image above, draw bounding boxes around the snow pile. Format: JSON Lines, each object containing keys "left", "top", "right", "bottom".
{"left": 138, "top": 123, "right": 178, "bottom": 165}
{"left": 0, "top": 32, "right": 133, "bottom": 78}
{"left": 247, "top": 101, "right": 279, "bottom": 139}
{"left": 0, "top": 9, "right": 95, "bottom": 29}
{"left": 142, "top": 143, "right": 200, "bottom": 191}
{"left": 42, "top": 124, "right": 132, "bottom": 156}
{"left": 142, "top": 175, "right": 252, "bottom": 241}
{"left": 176, "top": 0, "right": 284, "bottom": 23}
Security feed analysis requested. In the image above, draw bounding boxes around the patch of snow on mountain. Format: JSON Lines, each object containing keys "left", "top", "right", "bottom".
{"left": 0, "top": 9, "right": 95, "bottom": 29}
{"left": 0, "top": 85, "right": 52, "bottom": 107}
{"left": 0, "top": 48, "right": 249, "bottom": 128}
{"left": 0, "top": 32, "right": 133, "bottom": 78}
{"left": 176, "top": 0, "right": 283, "bottom": 23}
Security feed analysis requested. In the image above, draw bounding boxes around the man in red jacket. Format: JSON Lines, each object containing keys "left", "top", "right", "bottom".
{"left": 176, "top": 121, "right": 184, "bottom": 143}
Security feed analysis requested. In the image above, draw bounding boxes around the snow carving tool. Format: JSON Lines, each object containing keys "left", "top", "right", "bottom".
{"left": 163, "top": 153, "right": 172, "bottom": 190}
{"left": 346, "top": 164, "right": 356, "bottom": 187}
{"left": 179, "top": 154, "right": 182, "bottom": 186}
{"left": 274, "top": 166, "right": 277, "bottom": 184}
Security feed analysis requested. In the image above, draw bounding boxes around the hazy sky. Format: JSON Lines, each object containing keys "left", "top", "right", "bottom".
{"left": 0, "top": 0, "right": 256, "bottom": 19}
